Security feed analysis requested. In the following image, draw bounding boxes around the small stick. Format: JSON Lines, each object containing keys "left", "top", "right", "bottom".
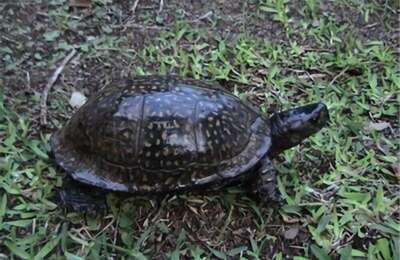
{"left": 191, "top": 11, "right": 213, "bottom": 23}
{"left": 26, "top": 71, "right": 31, "bottom": 91}
{"left": 130, "top": 0, "right": 140, "bottom": 14}
{"left": 40, "top": 49, "right": 77, "bottom": 126}
{"left": 298, "top": 73, "right": 327, "bottom": 81}
{"left": 114, "top": 22, "right": 164, "bottom": 30}
{"left": 1, "top": 35, "right": 19, "bottom": 45}
{"left": 158, "top": 0, "right": 164, "bottom": 14}
{"left": 329, "top": 67, "right": 348, "bottom": 86}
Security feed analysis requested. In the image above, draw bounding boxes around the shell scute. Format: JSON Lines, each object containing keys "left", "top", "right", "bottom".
{"left": 51, "top": 76, "right": 271, "bottom": 193}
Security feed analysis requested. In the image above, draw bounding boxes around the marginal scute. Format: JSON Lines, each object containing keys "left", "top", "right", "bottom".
{"left": 51, "top": 75, "right": 272, "bottom": 193}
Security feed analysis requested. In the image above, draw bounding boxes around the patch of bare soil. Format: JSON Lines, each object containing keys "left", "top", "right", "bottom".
{"left": 2, "top": 0, "right": 397, "bottom": 95}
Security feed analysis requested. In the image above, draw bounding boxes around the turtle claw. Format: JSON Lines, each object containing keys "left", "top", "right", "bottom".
{"left": 257, "top": 182, "right": 282, "bottom": 205}
{"left": 257, "top": 183, "right": 283, "bottom": 204}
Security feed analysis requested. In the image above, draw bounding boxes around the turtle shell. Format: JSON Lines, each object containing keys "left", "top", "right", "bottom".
{"left": 51, "top": 76, "right": 272, "bottom": 193}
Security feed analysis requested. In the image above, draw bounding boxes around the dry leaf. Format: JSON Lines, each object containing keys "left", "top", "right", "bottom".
{"left": 69, "top": 91, "right": 87, "bottom": 108}
{"left": 281, "top": 214, "right": 301, "bottom": 224}
{"left": 284, "top": 227, "right": 299, "bottom": 240}
{"left": 364, "top": 121, "right": 391, "bottom": 132}
{"left": 69, "top": 0, "right": 91, "bottom": 8}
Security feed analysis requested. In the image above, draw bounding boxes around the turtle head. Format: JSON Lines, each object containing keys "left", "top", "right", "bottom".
{"left": 269, "top": 102, "right": 329, "bottom": 155}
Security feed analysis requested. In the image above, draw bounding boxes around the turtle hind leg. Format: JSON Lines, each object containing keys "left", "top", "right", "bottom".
{"left": 55, "top": 175, "right": 107, "bottom": 213}
{"left": 251, "top": 156, "right": 282, "bottom": 205}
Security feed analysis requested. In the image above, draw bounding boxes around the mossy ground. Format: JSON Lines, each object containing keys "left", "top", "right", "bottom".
{"left": 0, "top": 0, "right": 399, "bottom": 259}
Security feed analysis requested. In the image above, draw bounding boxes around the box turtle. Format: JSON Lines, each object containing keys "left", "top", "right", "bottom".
{"left": 51, "top": 75, "right": 329, "bottom": 211}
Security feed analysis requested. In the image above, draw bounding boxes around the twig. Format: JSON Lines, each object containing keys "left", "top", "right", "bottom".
{"left": 130, "top": 0, "right": 140, "bottom": 14}
{"left": 329, "top": 67, "right": 348, "bottom": 86}
{"left": 40, "top": 49, "right": 77, "bottom": 126}
{"left": 36, "top": 11, "right": 50, "bottom": 18}
{"left": 94, "top": 216, "right": 115, "bottom": 238}
{"left": 191, "top": 11, "right": 213, "bottom": 23}
{"left": 26, "top": 71, "right": 31, "bottom": 91}
{"left": 113, "top": 22, "right": 164, "bottom": 31}
{"left": 364, "top": 22, "right": 378, "bottom": 28}
{"left": 298, "top": 73, "right": 327, "bottom": 81}
{"left": 158, "top": 0, "right": 164, "bottom": 14}
{"left": 1, "top": 35, "right": 18, "bottom": 45}
{"left": 95, "top": 47, "right": 137, "bottom": 53}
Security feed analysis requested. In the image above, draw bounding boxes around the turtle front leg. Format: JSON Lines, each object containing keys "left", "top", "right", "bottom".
{"left": 55, "top": 176, "right": 107, "bottom": 213}
{"left": 253, "top": 156, "right": 281, "bottom": 204}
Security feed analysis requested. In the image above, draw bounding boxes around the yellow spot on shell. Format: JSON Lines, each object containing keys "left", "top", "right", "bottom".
{"left": 223, "top": 128, "right": 232, "bottom": 135}
{"left": 165, "top": 177, "right": 174, "bottom": 185}
{"left": 141, "top": 185, "right": 151, "bottom": 191}
{"left": 163, "top": 147, "right": 169, "bottom": 156}
{"left": 183, "top": 135, "right": 190, "bottom": 143}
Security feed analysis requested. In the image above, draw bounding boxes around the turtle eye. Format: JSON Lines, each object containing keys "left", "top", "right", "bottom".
{"left": 312, "top": 111, "right": 326, "bottom": 126}
{"left": 310, "top": 114, "right": 319, "bottom": 123}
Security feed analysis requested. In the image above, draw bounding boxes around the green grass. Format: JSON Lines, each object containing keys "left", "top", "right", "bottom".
{"left": 0, "top": 0, "right": 399, "bottom": 259}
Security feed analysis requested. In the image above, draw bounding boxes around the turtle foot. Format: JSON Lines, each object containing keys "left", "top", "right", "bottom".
{"left": 252, "top": 156, "right": 283, "bottom": 206}
{"left": 257, "top": 182, "right": 282, "bottom": 204}
{"left": 55, "top": 176, "right": 107, "bottom": 213}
